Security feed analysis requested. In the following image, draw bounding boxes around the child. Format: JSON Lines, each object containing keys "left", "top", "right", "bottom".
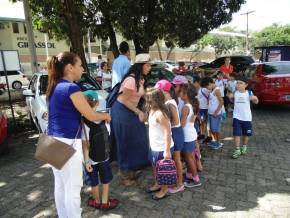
{"left": 154, "top": 80, "right": 185, "bottom": 193}
{"left": 145, "top": 89, "right": 174, "bottom": 200}
{"left": 180, "top": 84, "right": 201, "bottom": 187}
{"left": 82, "top": 90, "right": 119, "bottom": 210}
{"left": 226, "top": 74, "right": 237, "bottom": 112}
{"left": 172, "top": 75, "right": 188, "bottom": 115}
{"left": 228, "top": 76, "right": 258, "bottom": 159}
{"left": 201, "top": 77, "right": 223, "bottom": 150}
{"left": 215, "top": 71, "right": 225, "bottom": 98}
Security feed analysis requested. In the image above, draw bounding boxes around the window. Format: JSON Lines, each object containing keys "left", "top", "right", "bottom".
{"left": 28, "top": 75, "right": 38, "bottom": 92}
{"left": 39, "top": 75, "right": 48, "bottom": 95}
{"left": 12, "top": 23, "right": 19, "bottom": 34}
{"left": 263, "top": 63, "right": 290, "bottom": 75}
{"left": 23, "top": 23, "right": 27, "bottom": 34}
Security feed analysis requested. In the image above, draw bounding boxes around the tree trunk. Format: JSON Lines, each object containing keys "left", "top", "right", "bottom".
{"left": 63, "top": 0, "right": 88, "bottom": 72}
{"left": 133, "top": 38, "right": 149, "bottom": 55}
{"left": 107, "top": 22, "right": 119, "bottom": 58}
{"left": 166, "top": 46, "right": 174, "bottom": 60}
{"left": 156, "top": 40, "right": 163, "bottom": 60}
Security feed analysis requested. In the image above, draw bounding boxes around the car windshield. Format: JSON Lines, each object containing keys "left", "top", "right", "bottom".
{"left": 263, "top": 62, "right": 290, "bottom": 75}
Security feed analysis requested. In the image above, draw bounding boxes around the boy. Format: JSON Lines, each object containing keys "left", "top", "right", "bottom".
{"left": 228, "top": 76, "right": 258, "bottom": 159}
{"left": 201, "top": 77, "right": 223, "bottom": 150}
{"left": 82, "top": 90, "right": 119, "bottom": 210}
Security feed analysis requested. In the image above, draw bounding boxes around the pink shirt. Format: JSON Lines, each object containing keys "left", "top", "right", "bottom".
{"left": 119, "top": 77, "right": 145, "bottom": 108}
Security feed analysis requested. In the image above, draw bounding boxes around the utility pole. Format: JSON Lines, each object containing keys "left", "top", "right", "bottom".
{"left": 87, "top": 29, "right": 92, "bottom": 63}
{"left": 241, "top": 10, "right": 255, "bottom": 53}
{"left": 23, "top": 0, "right": 38, "bottom": 74}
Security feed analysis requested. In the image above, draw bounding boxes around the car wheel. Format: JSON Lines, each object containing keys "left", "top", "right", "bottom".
{"left": 12, "top": 81, "right": 22, "bottom": 89}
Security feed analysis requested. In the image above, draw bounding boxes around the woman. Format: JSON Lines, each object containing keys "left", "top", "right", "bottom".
{"left": 111, "top": 53, "right": 151, "bottom": 186}
{"left": 46, "top": 52, "right": 110, "bottom": 218}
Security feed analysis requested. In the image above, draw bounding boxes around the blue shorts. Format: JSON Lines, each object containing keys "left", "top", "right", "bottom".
{"left": 182, "top": 141, "right": 196, "bottom": 153}
{"left": 84, "top": 160, "right": 113, "bottom": 187}
{"left": 199, "top": 109, "right": 208, "bottom": 122}
{"left": 233, "top": 118, "right": 252, "bottom": 137}
{"left": 172, "top": 127, "right": 184, "bottom": 151}
{"left": 149, "top": 147, "right": 174, "bottom": 166}
{"left": 208, "top": 114, "right": 222, "bottom": 133}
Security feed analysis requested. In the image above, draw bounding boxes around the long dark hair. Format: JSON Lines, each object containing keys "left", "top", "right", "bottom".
{"left": 146, "top": 88, "right": 171, "bottom": 120}
{"left": 46, "top": 52, "right": 79, "bottom": 99}
{"left": 120, "top": 63, "right": 146, "bottom": 91}
{"left": 181, "top": 84, "right": 199, "bottom": 115}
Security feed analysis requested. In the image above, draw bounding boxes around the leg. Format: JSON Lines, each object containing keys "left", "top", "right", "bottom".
{"left": 52, "top": 168, "right": 67, "bottom": 218}
{"left": 184, "top": 153, "right": 198, "bottom": 177}
{"left": 148, "top": 166, "right": 160, "bottom": 191}
{"left": 101, "top": 184, "right": 109, "bottom": 204}
{"left": 173, "top": 151, "right": 183, "bottom": 187}
{"left": 242, "top": 136, "right": 249, "bottom": 146}
{"left": 91, "top": 186, "right": 101, "bottom": 203}
{"left": 154, "top": 185, "right": 168, "bottom": 198}
{"left": 234, "top": 136, "right": 241, "bottom": 148}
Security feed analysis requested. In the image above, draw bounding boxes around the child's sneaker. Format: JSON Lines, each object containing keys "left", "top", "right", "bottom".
{"left": 232, "top": 148, "right": 242, "bottom": 159}
{"left": 184, "top": 179, "right": 201, "bottom": 188}
{"left": 207, "top": 141, "right": 216, "bottom": 148}
{"left": 212, "top": 142, "right": 223, "bottom": 150}
{"left": 240, "top": 145, "right": 247, "bottom": 155}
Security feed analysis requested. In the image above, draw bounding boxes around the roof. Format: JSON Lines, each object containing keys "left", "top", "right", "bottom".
{"left": 0, "top": 17, "right": 25, "bottom": 22}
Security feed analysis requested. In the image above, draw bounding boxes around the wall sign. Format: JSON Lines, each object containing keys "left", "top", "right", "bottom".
{"left": 17, "top": 41, "right": 56, "bottom": 49}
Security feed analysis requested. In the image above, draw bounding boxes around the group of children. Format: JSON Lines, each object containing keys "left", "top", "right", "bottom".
{"left": 80, "top": 71, "right": 259, "bottom": 209}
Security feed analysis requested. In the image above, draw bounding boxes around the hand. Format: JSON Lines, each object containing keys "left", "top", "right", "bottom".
{"left": 250, "top": 96, "right": 259, "bottom": 104}
{"left": 104, "top": 113, "right": 111, "bottom": 122}
{"left": 213, "top": 111, "right": 219, "bottom": 117}
{"left": 85, "top": 163, "right": 93, "bottom": 172}
{"left": 163, "top": 150, "right": 171, "bottom": 160}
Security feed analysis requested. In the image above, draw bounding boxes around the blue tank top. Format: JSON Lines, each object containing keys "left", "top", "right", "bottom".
{"left": 47, "top": 79, "right": 81, "bottom": 139}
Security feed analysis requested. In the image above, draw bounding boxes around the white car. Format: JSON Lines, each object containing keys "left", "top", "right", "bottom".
{"left": 23, "top": 72, "right": 108, "bottom": 133}
{"left": 0, "top": 70, "right": 30, "bottom": 89}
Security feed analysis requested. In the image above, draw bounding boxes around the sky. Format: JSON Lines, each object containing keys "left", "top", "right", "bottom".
{"left": 0, "top": 0, "right": 290, "bottom": 32}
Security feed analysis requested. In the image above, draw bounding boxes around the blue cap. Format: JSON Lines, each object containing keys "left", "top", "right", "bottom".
{"left": 83, "top": 90, "right": 99, "bottom": 101}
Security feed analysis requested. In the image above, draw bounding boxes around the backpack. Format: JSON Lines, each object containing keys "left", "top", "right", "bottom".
{"left": 155, "top": 159, "right": 177, "bottom": 186}
{"left": 106, "top": 82, "right": 122, "bottom": 108}
{"left": 83, "top": 119, "right": 111, "bottom": 162}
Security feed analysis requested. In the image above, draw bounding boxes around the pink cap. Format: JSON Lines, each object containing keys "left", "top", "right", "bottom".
{"left": 172, "top": 75, "right": 188, "bottom": 85}
{"left": 154, "top": 80, "right": 172, "bottom": 92}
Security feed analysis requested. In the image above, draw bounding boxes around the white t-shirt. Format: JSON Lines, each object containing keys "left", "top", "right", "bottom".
{"left": 233, "top": 91, "right": 252, "bottom": 121}
{"left": 97, "top": 70, "right": 112, "bottom": 89}
{"left": 165, "top": 99, "right": 181, "bottom": 128}
{"left": 148, "top": 110, "right": 174, "bottom": 152}
{"left": 227, "top": 80, "right": 237, "bottom": 93}
{"left": 182, "top": 103, "right": 197, "bottom": 142}
{"left": 198, "top": 88, "right": 210, "bottom": 109}
{"left": 81, "top": 122, "right": 110, "bottom": 164}
{"left": 215, "top": 79, "right": 225, "bottom": 97}
{"left": 208, "top": 87, "right": 222, "bottom": 115}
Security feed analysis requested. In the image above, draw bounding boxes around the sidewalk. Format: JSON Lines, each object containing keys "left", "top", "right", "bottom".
{"left": 0, "top": 106, "right": 290, "bottom": 218}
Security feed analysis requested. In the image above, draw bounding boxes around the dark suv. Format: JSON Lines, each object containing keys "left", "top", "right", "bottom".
{"left": 198, "top": 56, "right": 255, "bottom": 74}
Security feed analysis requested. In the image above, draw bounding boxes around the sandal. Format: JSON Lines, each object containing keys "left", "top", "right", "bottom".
{"left": 100, "top": 198, "right": 120, "bottom": 211}
{"left": 152, "top": 193, "right": 169, "bottom": 201}
{"left": 87, "top": 197, "right": 101, "bottom": 209}
{"left": 145, "top": 187, "right": 161, "bottom": 194}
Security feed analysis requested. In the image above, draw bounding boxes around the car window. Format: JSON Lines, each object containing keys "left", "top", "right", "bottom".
{"left": 39, "top": 75, "right": 48, "bottom": 95}
{"left": 212, "top": 58, "right": 225, "bottom": 67}
{"left": 262, "top": 62, "right": 290, "bottom": 75}
{"left": 0, "top": 71, "right": 19, "bottom": 76}
{"left": 244, "top": 65, "right": 257, "bottom": 79}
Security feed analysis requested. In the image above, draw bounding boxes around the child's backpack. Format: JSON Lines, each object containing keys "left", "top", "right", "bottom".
{"left": 155, "top": 159, "right": 177, "bottom": 186}
{"left": 83, "top": 118, "right": 111, "bottom": 162}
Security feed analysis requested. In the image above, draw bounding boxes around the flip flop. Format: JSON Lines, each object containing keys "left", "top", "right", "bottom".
{"left": 152, "top": 193, "right": 169, "bottom": 201}
{"left": 145, "top": 187, "right": 161, "bottom": 194}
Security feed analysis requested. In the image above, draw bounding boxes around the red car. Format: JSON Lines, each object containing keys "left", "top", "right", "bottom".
{"left": 246, "top": 61, "right": 290, "bottom": 105}
{"left": 0, "top": 110, "right": 8, "bottom": 153}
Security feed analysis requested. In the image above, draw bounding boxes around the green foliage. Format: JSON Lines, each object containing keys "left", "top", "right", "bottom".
{"left": 252, "top": 24, "right": 290, "bottom": 47}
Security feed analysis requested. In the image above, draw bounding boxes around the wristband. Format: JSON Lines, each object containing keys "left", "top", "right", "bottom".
{"left": 84, "top": 160, "right": 90, "bottom": 165}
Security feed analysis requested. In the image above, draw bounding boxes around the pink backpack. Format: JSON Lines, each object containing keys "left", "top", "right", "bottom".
{"left": 156, "top": 159, "right": 177, "bottom": 186}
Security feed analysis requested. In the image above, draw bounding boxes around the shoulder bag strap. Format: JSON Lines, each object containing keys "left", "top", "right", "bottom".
{"left": 81, "top": 118, "right": 90, "bottom": 150}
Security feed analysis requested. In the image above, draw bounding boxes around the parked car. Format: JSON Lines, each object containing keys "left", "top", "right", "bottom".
{"left": 151, "top": 62, "right": 176, "bottom": 72}
{"left": 245, "top": 61, "right": 290, "bottom": 105}
{"left": 0, "top": 70, "right": 30, "bottom": 89}
{"left": 0, "top": 109, "right": 8, "bottom": 155}
{"left": 23, "top": 72, "right": 108, "bottom": 133}
{"left": 198, "top": 56, "right": 255, "bottom": 75}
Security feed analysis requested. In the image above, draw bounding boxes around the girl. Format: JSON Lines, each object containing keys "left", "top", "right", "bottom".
{"left": 145, "top": 89, "right": 174, "bottom": 200}
{"left": 171, "top": 75, "right": 188, "bottom": 115}
{"left": 180, "top": 84, "right": 201, "bottom": 188}
{"left": 154, "top": 80, "right": 185, "bottom": 193}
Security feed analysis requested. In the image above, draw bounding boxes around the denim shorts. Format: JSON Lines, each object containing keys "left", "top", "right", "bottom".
{"left": 149, "top": 147, "right": 174, "bottom": 166}
{"left": 84, "top": 160, "right": 113, "bottom": 186}
{"left": 172, "top": 127, "right": 184, "bottom": 152}
{"left": 208, "top": 114, "right": 222, "bottom": 133}
{"left": 199, "top": 109, "right": 208, "bottom": 122}
{"left": 233, "top": 118, "right": 252, "bottom": 137}
{"left": 182, "top": 141, "right": 196, "bottom": 153}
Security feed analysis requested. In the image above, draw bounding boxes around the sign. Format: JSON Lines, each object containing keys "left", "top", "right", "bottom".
{"left": 268, "top": 50, "right": 281, "bottom": 62}
{"left": 0, "top": 50, "right": 20, "bottom": 71}
{"left": 17, "top": 41, "right": 56, "bottom": 49}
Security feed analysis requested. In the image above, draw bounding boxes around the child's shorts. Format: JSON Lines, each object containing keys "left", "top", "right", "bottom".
{"left": 208, "top": 114, "right": 222, "bottom": 133}
{"left": 172, "top": 127, "right": 184, "bottom": 152}
{"left": 149, "top": 147, "right": 174, "bottom": 166}
{"left": 233, "top": 118, "right": 252, "bottom": 137}
{"left": 84, "top": 160, "right": 113, "bottom": 187}
{"left": 182, "top": 141, "right": 196, "bottom": 153}
{"left": 199, "top": 109, "right": 208, "bottom": 122}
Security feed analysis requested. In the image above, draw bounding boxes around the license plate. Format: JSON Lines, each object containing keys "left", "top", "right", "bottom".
{"left": 286, "top": 95, "right": 290, "bottom": 101}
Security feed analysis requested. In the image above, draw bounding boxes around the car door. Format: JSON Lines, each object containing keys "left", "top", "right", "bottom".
{"left": 26, "top": 75, "right": 38, "bottom": 117}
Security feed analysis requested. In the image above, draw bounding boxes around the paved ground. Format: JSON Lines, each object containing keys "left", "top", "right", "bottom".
{"left": 1, "top": 105, "right": 290, "bottom": 218}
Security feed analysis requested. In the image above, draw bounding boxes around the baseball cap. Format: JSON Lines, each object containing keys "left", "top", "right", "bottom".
{"left": 172, "top": 75, "right": 188, "bottom": 85}
{"left": 83, "top": 90, "right": 99, "bottom": 101}
{"left": 154, "top": 80, "right": 172, "bottom": 92}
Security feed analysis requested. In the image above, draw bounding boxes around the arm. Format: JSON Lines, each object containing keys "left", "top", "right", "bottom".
{"left": 70, "top": 92, "right": 111, "bottom": 122}
{"left": 167, "top": 103, "right": 179, "bottom": 127}
{"left": 156, "top": 111, "right": 172, "bottom": 160}
{"left": 81, "top": 126, "right": 93, "bottom": 172}
{"left": 180, "top": 105, "right": 189, "bottom": 127}
{"left": 250, "top": 95, "right": 259, "bottom": 104}
{"left": 214, "top": 89, "right": 224, "bottom": 117}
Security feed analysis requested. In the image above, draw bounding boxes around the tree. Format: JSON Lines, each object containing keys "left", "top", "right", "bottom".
{"left": 252, "top": 24, "right": 290, "bottom": 47}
